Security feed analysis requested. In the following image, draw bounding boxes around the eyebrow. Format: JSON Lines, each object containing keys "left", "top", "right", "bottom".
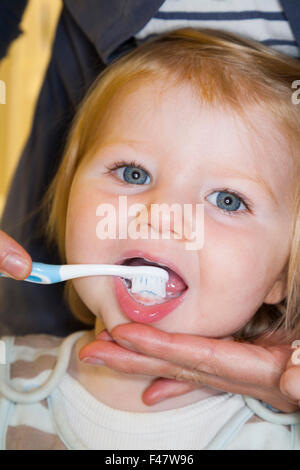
{"left": 97, "top": 139, "right": 278, "bottom": 206}
{"left": 97, "top": 138, "right": 151, "bottom": 152}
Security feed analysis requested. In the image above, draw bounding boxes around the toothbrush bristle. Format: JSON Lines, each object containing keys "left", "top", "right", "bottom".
{"left": 131, "top": 275, "right": 167, "bottom": 298}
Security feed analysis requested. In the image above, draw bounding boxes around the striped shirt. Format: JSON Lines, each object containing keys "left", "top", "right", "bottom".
{"left": 1, "top": 331, "right": 300, "bottom": 450}
{"left": 135, "top": 0, "right": 300, "bottom": 58}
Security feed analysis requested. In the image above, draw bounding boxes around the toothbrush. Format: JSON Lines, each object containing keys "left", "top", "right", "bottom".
{"left": 0, "top": 262, "right": 169, "bottom": 298}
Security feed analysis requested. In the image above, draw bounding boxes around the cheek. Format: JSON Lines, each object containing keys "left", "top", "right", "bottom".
{"left": 65, "top": 183, "right": 125, "bottom": 320}
{"left": 65, "top": 193, "right": 96, "bottom": 263}
{"left": 196, "top": 218, "right": 286, "bottom": 333}
{"left": 65, "top": 185, "right": 118, "bottom": 264}
{"left": 204, "top": 215, "right": 286, "bottom": 285}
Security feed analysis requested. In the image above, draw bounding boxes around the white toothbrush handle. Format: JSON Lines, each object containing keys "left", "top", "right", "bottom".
{"left": 59, "top": 264, "right": 168, "bottom": 281}
{"left": 0, "top": 263, "right": 169, "bottom": 293}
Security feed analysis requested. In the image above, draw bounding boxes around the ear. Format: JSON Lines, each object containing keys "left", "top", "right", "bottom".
{"left": 264, "top": 270, "right": 288, "bottom": 305}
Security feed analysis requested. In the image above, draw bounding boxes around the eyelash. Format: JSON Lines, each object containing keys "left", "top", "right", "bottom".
{"left": 214, "top": 188, "right": 253, "bottom": 217}
{"left": 104, "top": 160, "right": 253, "bottom": 216}
{"left": 104, "top": 159, "right": 147, "bottom": 185}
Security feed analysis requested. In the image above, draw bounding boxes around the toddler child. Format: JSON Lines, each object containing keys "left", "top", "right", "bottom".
{"left": 1, "top": 27, "right": 300, "bottom": 450}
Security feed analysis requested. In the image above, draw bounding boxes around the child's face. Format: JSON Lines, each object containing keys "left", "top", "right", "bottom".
{"left": 65, "top": 78, "right": 294, "bottom": 337}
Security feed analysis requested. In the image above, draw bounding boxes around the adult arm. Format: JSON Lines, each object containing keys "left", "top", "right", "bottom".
{"left": 0, "top": 0, "right": 28, "bottom": 59}
{"left": 0, "top": 4, "right": 105, "bottom": 336}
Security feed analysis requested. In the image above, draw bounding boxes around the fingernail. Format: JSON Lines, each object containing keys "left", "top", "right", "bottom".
{"left": 2, "top": 254, "right": 30, "bottom": 278}
{"left": 80, "top": 356, "right": 106, "bottom": 365}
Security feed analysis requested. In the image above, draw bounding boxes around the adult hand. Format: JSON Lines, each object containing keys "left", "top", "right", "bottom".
{"left": 0, "top": 229, "right": 32, "bottom": 279}
{"left": 79, "top": 323, "right": 300, "bottom": 413}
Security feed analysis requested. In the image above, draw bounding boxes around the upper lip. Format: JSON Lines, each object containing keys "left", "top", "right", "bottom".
{"left": 115, "top": 250, "right": 189, "bottom": 287}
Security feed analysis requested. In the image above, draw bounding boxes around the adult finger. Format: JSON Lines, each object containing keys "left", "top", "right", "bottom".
{"left": 79, "top": 338, "right": 240, "bottom": 387}
{"left": 79, "top": 338, "right": 191, "bottom": 378}
{"left": 142, "top": 378, "right": 198, "bottom": 405}
{"left": 111, "top": 323, "right": 292, "bottom": 386}
{"left": 79, "top": 336, "right": 298, "bottom": 411}
{"left": 280, "top": 347, "right": 300, "bottom": 402}
{"left": 0, "top": 230, "right": 32, "bottom": 279}
{"left": 142, "top": 377, "right": 293, "bottom": 410}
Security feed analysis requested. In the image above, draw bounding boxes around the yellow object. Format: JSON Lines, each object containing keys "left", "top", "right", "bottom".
{"left": 0, "top": 0, "right": 61, "bottom": 218}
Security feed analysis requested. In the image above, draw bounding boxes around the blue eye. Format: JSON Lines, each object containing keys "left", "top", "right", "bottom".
{"left": 111, "top": 163, "right": 151, "bottom": 185}
{"left": 207, "top": 191, "right": 247, "bottom": 213}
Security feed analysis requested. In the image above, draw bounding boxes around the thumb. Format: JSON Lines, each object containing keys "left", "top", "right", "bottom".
{"left": 142, "top": 378, "right": 197, "bottom": 406}
{"left": 280, "top": 367, "right": 300, "bottom": 404}
{"left": 0, "top": 230, "right": 32, "bottom": 279}
{"left": 280, "top": 346, "right": 300, "bottom": 403}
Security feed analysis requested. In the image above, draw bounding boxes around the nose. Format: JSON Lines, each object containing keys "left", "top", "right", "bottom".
{"left": 134, "top": 191, "right": 198, "bottom": 244}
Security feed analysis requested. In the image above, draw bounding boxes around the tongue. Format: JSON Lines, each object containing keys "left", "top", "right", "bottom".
{"left": 126, "top": 258, "right": 187, "bottom": 296}
{"left": 165, "top": 268, "right": 186, "bottom": 295}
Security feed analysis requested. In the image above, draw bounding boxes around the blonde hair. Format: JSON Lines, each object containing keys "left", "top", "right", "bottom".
{"left": 40, "top": 28, "right": 300, "bottom": 342}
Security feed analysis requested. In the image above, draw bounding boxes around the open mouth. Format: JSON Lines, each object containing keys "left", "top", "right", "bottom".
{"left": 113, "top": 252, "right": 189, "bottom": 323}
{"left": 112, "top": 250, "right": 188, "bottom": 323}
{"left": 120, "top": 256, "right": 188, "bottom": 306}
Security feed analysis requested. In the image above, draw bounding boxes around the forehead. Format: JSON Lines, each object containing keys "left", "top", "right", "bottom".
{"left": 101, "top": 79, "right": 292, "bottom": 161}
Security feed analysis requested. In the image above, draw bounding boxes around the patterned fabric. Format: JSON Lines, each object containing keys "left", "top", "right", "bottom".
{"left": 1, "top": 331, "right": 300, "bottom": 450}
{"left": 135, "top": 0, "right": 300, "bottom": 58}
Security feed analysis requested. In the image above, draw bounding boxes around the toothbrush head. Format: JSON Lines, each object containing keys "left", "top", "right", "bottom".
{"left": 129, "top": 267, "right": 169, "bottom": 298}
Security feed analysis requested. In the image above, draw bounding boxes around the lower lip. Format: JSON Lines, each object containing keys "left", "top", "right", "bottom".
{"left": 113, "top": 276, "right": 187, "bottom": 324}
